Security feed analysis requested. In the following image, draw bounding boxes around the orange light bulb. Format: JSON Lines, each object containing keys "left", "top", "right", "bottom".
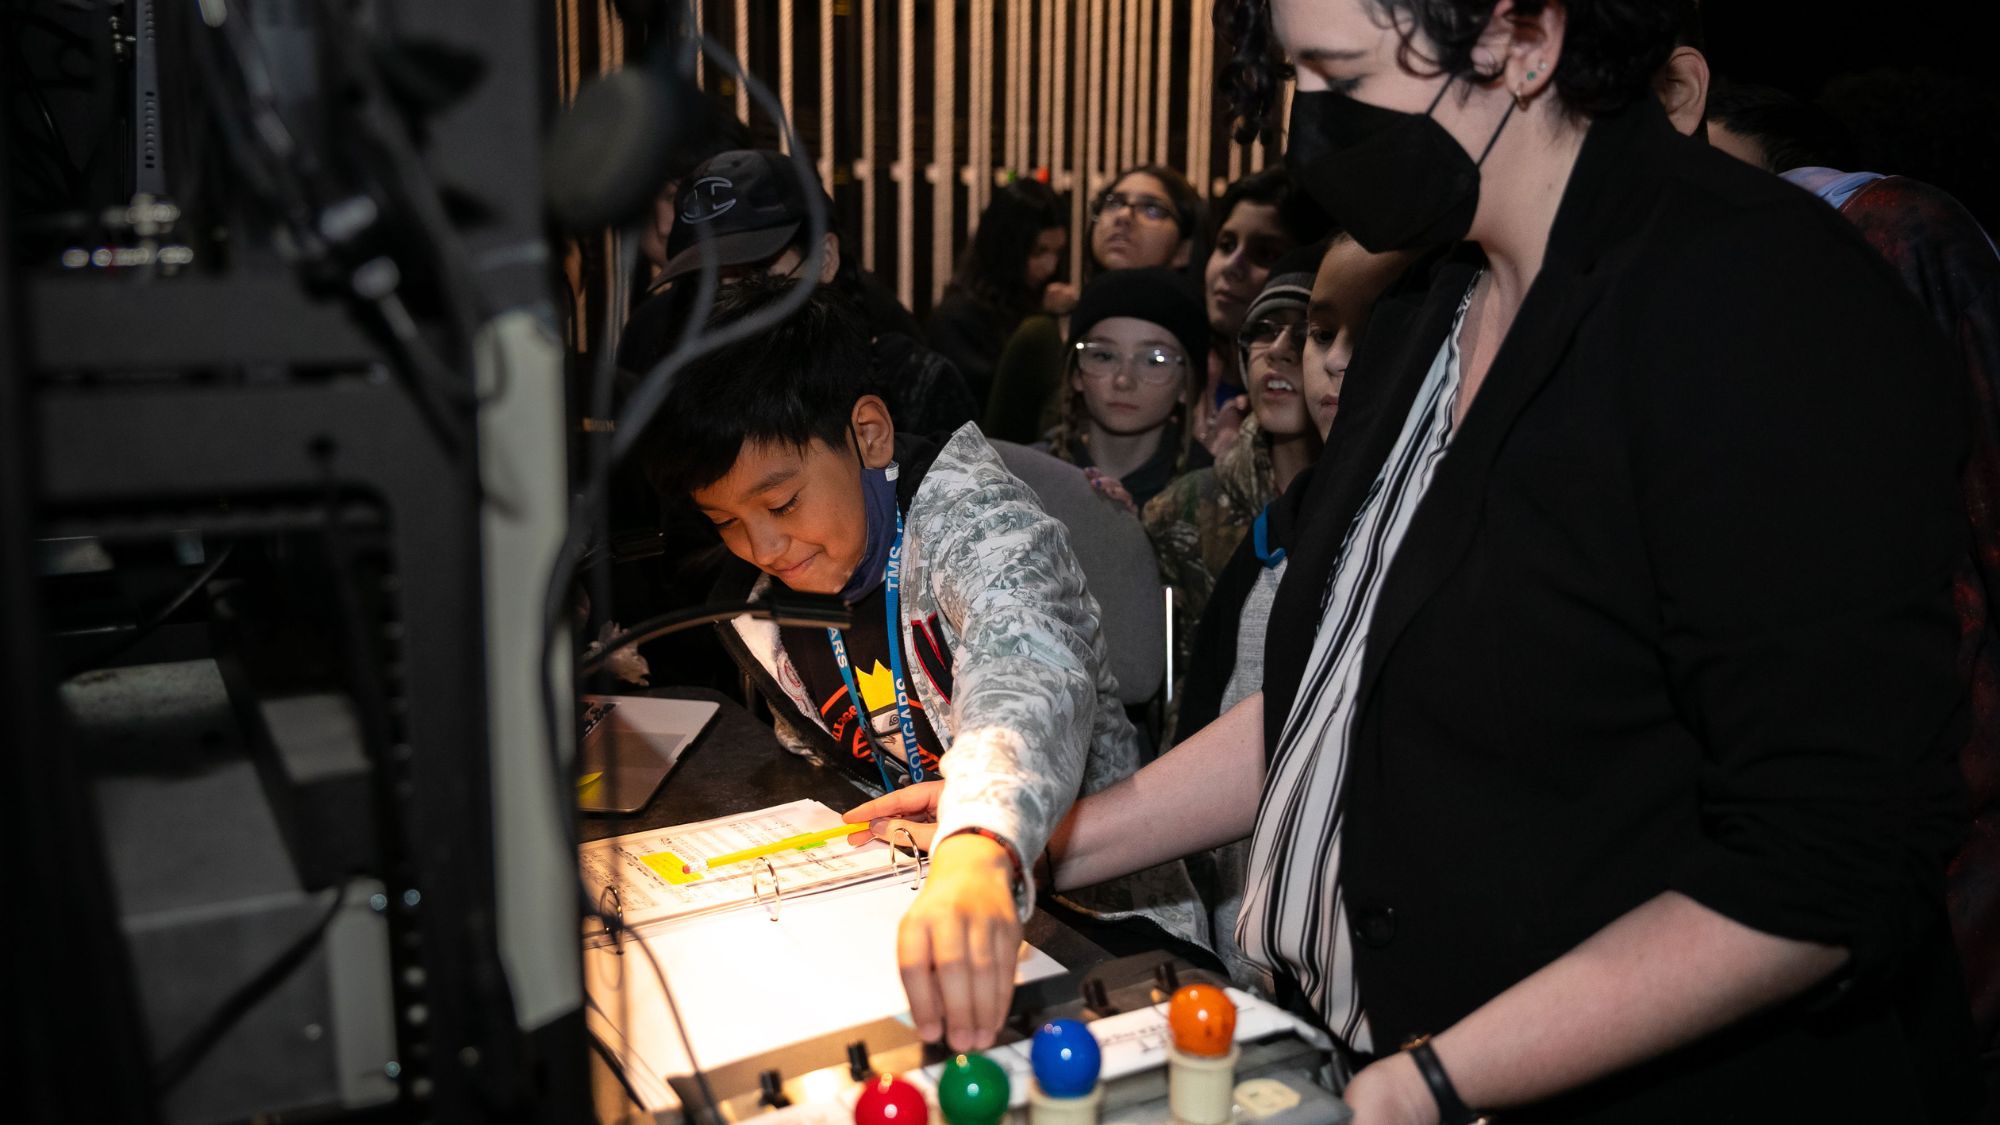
{"left": 1166, "top": 984, "right": 1236, "bottom": 1058}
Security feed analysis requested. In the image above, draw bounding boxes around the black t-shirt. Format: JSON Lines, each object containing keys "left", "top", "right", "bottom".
{"left": 777, "top": 434, "right": 956, "bottom": 792}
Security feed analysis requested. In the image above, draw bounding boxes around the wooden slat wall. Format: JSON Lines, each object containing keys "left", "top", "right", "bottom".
{"left": 557, "top": 0, "right": 1284, "bottom": 325}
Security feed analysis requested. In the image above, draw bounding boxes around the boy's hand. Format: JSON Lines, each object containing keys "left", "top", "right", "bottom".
{"left": 1042, "top": 282, "right": 1079, "bottom": 315}
{"left": 897, "top": 832, "right": 1023, "bottom": 1050}
{"left": 844, "top": 781, "right": 944, "bottom": 851}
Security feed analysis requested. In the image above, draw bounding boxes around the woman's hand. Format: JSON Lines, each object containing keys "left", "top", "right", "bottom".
{"left": 1042, "top": 282, "right": 1079, "bottom": 315}
{"left": 844, "top": 780, "right": 943, "bottom": 851}
{"left": 896, "top": 832, "right": 1023, "bottom": 1050}
{"left": 1341, "top": 1053, "right": 1438, "bottom": 1125}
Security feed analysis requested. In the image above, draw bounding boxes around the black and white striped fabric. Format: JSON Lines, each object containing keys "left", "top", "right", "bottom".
{"left": 1236, "top": 276, "right": 1479, "bottom": 1051}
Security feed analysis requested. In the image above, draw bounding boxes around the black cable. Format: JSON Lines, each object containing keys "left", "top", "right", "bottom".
{"left": 578, "top": 606, "right": 769, "bottom": 679}
{"left": 312, "top": 0, "right": 488, "bottom": 389}
{"left": 153, "top": 881, "right": 348, "bottom": 1093}
{"left": 188, "top": 0, "right": 487, "bottom": 461}
{"left": 589, "top": 897, "right": 721, "bottom": 1121}
{"left": 7, "top": 27, "right": 85, "bottom": 196}
{"left": 536, "top": 2, "right": 829, "bottom": 803}
{"left": 533, "top": 10, "right": 833, "bottom": 1124}
{"left": 63, "top": 543, "right": 236, "bottom": 679}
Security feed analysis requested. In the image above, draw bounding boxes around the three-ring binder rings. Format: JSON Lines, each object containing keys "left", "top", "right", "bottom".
{"left": 579, "top": 800, "right": 1064, "bottom": 1112}
{"left": 579, "top": 799, "right": 914, "bottom": 934}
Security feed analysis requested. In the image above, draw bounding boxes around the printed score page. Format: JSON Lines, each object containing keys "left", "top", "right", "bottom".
{"left": 585, "top": 875, "right": 1064, "bottom": 1105}
{"left": 579, "top": 799, "right": 894, "bottom": 928}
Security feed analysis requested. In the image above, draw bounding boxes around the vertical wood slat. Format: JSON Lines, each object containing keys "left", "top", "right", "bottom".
{"left": 733, "top": 0, "right": 750, "bottom": 124}
{"left": 1042, "top": 0, "right": 1057, "bottom": 179}
{"left": 779, "top": 0, "right": 795, "bottom": 154}
{"left": 1003, "top": 0, "right": 1016, "bottom": 175}
{"left": 1019, "top": 0, "right": 1032, "bottom": 175}
{"left": 820, "top": 0, "right": 834, "bottom": 191}
{"left": 932, "top": 0, "right": 955, "bottom": 304}
{"left": 898, "top": 0, "right": 915, "bottom": 307}
{"left": 971, "top": 0, "right": 988, "bottom": 219}
{"left": 1155, "top": 0, "right": 1172, "bottom": 164}
{"left": 1128, "top": 0, "right": 1144, "bottom": 168}
{"left": 1068, "top": 0, "right": 1086, "bottom": 283}
{"left": 1105, "top": 0, "right": 1122, "bottom": 181}
{"left": 1184, "top": 0, "right": 1202, "bottom": 195}
{"left": 863, "top": 0, "right": 878, "bottom": 271}
{"left": 637, "top": 0, "right": 1288, "bottom": 317}
{"left": 1197, "top": 0, "right": 1216, "bottom": 194}
{"left": 1144, "top": 0, "right": 1160, "bottom": 164}
{"left": 1093, "top": 0, "right": 1108, "bottom": 194}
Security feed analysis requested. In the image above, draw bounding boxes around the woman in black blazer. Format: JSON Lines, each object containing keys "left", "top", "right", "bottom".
{"left": 847, "top": 0, "right": 1979, "bottom": 1120}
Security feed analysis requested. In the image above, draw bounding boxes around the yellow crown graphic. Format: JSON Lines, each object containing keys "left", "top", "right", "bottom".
{"left": 855, "top": 660, "right": 899, "bottom": 713}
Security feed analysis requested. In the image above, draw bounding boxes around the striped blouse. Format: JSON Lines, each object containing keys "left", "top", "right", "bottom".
{"left": 1236, "top": 275, "right": 1479, "bottom": 1051}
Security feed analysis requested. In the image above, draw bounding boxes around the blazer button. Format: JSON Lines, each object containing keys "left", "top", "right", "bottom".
{"left": 1353, "top": 907, "right": 1397, "bottom": 948}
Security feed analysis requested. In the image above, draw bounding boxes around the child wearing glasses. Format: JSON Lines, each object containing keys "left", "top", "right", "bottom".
{"left": 1042, "top": 268, "right": 1212, "bottom": 510}
{"left": 983, "top": 166, "right": 1205, "bottom": 446}
{"left": 637, "top": 273, "right": 1208, "bottom": 1052}
{"left": 1142, "top": 245, "right": 1328, "bottom": 734}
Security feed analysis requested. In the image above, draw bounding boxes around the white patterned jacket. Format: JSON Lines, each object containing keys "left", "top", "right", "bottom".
{"left": 718, "top": 423, "right": 1207, "bottom": 948}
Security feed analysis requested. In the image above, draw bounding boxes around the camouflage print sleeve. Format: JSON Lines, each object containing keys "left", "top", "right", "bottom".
{"left": 920, "top": 439, "right": 1107, "bottom": 921}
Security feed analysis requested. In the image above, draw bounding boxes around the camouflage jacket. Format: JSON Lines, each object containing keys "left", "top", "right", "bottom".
{"left": 722, "top": 423, "right": 1207, "bottom": 946}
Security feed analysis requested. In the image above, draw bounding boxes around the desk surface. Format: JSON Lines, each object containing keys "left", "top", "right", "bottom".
{"left": 579, "top": 687, "right": 867, "bottom": 842}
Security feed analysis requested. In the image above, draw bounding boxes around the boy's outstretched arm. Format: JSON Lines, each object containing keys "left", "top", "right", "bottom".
{"left": 882, "top": 453, "right": 1112, "bottom": 1048}
{"left": 847, "top": 694, "right": 1271, "bottom": 1051}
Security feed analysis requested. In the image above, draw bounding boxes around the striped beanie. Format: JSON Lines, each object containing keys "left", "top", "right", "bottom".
{"left": 1240, "top": 242, "right": 1324, "bottom": 333}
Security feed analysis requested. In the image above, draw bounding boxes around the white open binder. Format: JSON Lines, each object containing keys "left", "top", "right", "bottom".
{"left": 580, "top": 799, "right": 1064, "bottom": 1113}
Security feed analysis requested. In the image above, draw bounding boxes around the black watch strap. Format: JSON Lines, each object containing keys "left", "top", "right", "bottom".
{"left": 1406, "top": 1038, "right": 1485, "bottom": 1125}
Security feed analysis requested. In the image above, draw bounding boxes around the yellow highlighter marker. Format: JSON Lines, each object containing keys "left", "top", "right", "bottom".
{"left": 681, "top": 823, "right": 861, "bottom": 874}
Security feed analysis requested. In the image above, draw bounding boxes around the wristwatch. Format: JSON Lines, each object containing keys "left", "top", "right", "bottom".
{"left": 1401, "top": 1035, "right": 1491, "bottom": 1125}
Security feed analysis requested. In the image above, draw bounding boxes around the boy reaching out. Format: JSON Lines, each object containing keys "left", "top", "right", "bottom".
{"left": 636, "top": 275, "right": 1204, "bottom": 1050}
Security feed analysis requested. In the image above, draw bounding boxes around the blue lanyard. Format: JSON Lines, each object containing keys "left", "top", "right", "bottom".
{"left": 826, "top": 506, "right": 926, "bottom": 789}
{"left": 1253, "top": 503, "right": 1287, "bottom": 568}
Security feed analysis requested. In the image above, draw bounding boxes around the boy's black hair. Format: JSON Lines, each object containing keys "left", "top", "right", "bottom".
{"left": 637, "top": 275, "right": 876, "bottom": 498}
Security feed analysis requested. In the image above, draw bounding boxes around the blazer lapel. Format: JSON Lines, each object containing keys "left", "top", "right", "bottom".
{"left": 1350, "top": 261, "right": 1603, "bottom": 715}
{"left": 1350, "top": 103, "right": 1667, "bottom": 719}
{"left": 1262, "top": 258, "right": 1474, "bottom": 747}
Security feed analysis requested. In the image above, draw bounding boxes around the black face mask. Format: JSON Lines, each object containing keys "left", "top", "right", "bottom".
{"left": 1286, "top": 81, "right": 1515, "bottom": 253}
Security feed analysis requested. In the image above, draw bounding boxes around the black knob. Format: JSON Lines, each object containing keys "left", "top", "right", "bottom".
{"left": 1153, "top": 960, "right": 1182, "bottom": 995}
{"left": 758, "top": 1068, "right": 790, "bottom": 1108}
{"left": 1082, "top": 976, "right": 1114, "bottom": 1015}
{"left": 846, "top": 1040, "right": 873, "bottom": 1081}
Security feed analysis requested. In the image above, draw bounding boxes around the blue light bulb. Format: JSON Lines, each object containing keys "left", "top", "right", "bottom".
{"left": 1030, "top": 1019, "right": 1102, "bottom": 1098}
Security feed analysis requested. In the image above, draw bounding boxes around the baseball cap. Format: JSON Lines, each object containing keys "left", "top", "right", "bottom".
{"left": 660, "top": 149, "right": 829, "bottom": 282}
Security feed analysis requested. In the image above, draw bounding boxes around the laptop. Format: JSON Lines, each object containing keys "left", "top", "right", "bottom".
{"left": 575, "top": 694, "right": 720, "bottom": 814}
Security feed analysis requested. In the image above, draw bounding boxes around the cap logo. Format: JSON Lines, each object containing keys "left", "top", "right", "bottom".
{"left": 681, "top": 176, "right": 738, "bottom": 224}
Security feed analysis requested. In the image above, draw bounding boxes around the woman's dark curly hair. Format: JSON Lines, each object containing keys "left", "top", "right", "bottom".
{"left": 1221, "top": 0, "right": 1697, "bottom": 138}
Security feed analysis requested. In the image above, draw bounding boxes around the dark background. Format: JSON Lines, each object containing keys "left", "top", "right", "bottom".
{"left": 1700, "top": 4, "right": 1999, "bottom": 232}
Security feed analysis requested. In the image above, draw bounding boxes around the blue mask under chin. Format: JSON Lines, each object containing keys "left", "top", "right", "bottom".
{"left": 838, "top": 460, "right": 900, "bottom": 603}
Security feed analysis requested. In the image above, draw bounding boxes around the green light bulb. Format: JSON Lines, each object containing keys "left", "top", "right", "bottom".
{"left": 936, "top": 1052, "right": 1011, "bottom": 1125}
